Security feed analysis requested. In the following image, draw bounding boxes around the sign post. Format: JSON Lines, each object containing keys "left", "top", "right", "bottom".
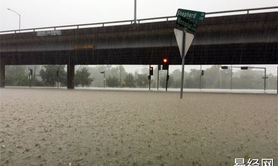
{"left": 174, "top": 8, "right": 205, "bottom": 99}
{"left": 180, "top": 30, "right": 186, "bottom": 99}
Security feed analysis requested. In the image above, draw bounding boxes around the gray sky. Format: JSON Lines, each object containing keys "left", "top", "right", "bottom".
{"left": 0, "top": 0, "right": 277, "bottom": 74}
{"left": 1, "top": 0, "right": 277, "bottom": 30}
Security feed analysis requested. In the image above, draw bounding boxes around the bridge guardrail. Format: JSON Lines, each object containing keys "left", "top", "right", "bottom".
{"left": 0, "top": 6, "right": 277, "bottom": 35}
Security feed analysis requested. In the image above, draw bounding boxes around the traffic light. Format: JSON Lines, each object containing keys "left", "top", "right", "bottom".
{"left": 149, "top": 67, "right": 153, "bottom": 75}
{"left": 241, "top": 66, "right": 248, "bottom": 70}
{"left": 29, "top": 69, "right": 33, "bottom": 76}
{"left": 201, "top": 70, "right": 204, "bottom": 76}
{"left": 162, "top": 58, "right": 169, "bottom": 70}
{"left": 221, "top": 66, "right": 228, "bottom": 70}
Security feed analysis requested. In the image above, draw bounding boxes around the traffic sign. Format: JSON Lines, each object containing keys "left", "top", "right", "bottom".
{"left": 176, "top": 9, "right": 205, "bottom": 23}
{"left": 174, "top": 28, "right": 194, "bottom": 58}
{"left": 175, "top": 8, "right": 205, "bottom": 99}
{"left": 176, "top": 16, "right": 198, "bottom": 34}
{"left": 176, "top": 9, "right": 205, "bottom": 34}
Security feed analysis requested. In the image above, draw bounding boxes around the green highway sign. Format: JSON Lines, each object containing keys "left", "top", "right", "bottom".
{"left": 176, "top": 9, "right": 206, "bottom": 23}
{"left": 175, "top": 8, "right": 206, "bottom": 34}
{"left": 176, "top": 16, "right": 197, "bottom": 33}
{"left": 175, "top": 8, "right": 205, "bottom": 99}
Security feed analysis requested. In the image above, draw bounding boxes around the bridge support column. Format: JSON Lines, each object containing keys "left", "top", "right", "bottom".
{"left": 67, "top": 63, "right": 75, "bottom": 89}
{"left": 0, "top": 57, "right": 5, "bottom": 88}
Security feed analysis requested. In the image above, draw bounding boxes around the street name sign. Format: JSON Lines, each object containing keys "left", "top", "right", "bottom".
{"left": 176, "top": 9, "right": 205, "bottom": 34}
{"left": 176, "top": 16, "right": 198, "bottom": 34}
{"left": 176, "top": 9, "right": 205, "bottom": 23}
{"left": 175, "top": 8, "right": 206, "bottom": 99}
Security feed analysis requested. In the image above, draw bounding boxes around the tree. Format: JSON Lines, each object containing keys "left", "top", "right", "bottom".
{"left": 135, "top": 74, "right": 148, "bottom": 88}
{"left": 40, "top": 65, "right": 66, "bottom": 86}
{"left": 75, "top": 67, "right": 93, "bottom": 87}
{"left": 233, "top": 70, "right": 264, "bottom": 89}
{"left": 124, "top": 74, "right": 136, "bottom": 87}
{"left": 106, "top": 76, "right": 120, "bottom": 87}
{"left": 202, "top": 65, "right": 221, "bottom": 89}
{"left": 267, "top": 74, "right": 277, "bottom": 89}
{"left": 5, "top": 66, "right": 29, "bottom": 86}
{"left": 159, "top": 73, "right": 174, "bottom": 88}
{"left": 170, "top": 69, "right": 182, "bottom": 88}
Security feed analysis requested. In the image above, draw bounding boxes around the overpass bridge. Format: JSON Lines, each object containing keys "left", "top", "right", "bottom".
{"left": 0, "top": 7, "right": 277, "bottom": 88}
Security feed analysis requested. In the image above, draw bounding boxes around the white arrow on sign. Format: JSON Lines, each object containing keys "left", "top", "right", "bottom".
{"left": 174, "top": 28, "right": 194, "bottom": 58}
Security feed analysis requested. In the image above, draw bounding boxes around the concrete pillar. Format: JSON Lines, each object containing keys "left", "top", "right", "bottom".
{"left": 67, "top": 63, "right": 75, "bottom": 89}
{"left": 0, "top": 57, "right": 5, "bottom": 88}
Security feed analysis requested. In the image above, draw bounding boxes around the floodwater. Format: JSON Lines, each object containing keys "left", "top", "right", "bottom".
{"left": 0, "top": 88, "right": 277, "bottom": 166}
{"left": 77, "top": 87, "right": 278, "bottom": 94}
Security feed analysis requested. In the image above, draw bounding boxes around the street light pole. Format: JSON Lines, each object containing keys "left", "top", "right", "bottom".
{"left": 134, "top": 0, "right": 137, "bottom": 23}
{"left": 7, "top": 8, "right": 21, "bottom": 30}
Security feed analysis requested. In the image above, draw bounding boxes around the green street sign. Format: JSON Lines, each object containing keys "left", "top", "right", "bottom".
{"left": 176, "top": 16, "right": 197, "bottom": 33}
{"left": 175, "top": 9, "right": 206, "bottom": 34}
{"left": 176, "top": 9, "right": 206, "bottom": 23}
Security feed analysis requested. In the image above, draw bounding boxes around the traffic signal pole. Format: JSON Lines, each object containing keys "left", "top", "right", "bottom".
{"left": 157, "top": 65, "right": 160, "bottom": 90}
{"left": 230, "top": 65, "right": 233, "bottom": 90}
{"left": 149, "top": 65, "right": 151, "bottom": 91}
{"left": 264, "top": 68, "right": 266, "bottom": 93}
{"left": 166, "top": 67, "right": 169, "bottom": 92}
{"left": 149, "top": 78, "right": 151, "bottom": 91}
{"left": 200, "top": 65, "right": 202, "bottom": 89}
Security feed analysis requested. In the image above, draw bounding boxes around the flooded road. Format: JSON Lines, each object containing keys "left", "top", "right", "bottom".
{"left": 0, "top": 88, "right": 277, "bottom": 166}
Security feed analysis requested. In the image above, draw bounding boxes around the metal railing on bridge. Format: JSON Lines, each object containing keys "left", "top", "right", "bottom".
{"left": 0, "top": 6, "right": 277, "bottom": 34}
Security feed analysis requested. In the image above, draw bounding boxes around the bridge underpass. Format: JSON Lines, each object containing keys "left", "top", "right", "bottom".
{"left": 0, "top": 8, "right": 277, "bottom": 89}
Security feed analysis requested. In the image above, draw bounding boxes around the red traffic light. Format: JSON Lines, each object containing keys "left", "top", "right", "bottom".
{"left": 149, "top": 67, "right": 153, "bottom": 75}
{"left": 162, "top": 58, "right": 168, "bottom": 64}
